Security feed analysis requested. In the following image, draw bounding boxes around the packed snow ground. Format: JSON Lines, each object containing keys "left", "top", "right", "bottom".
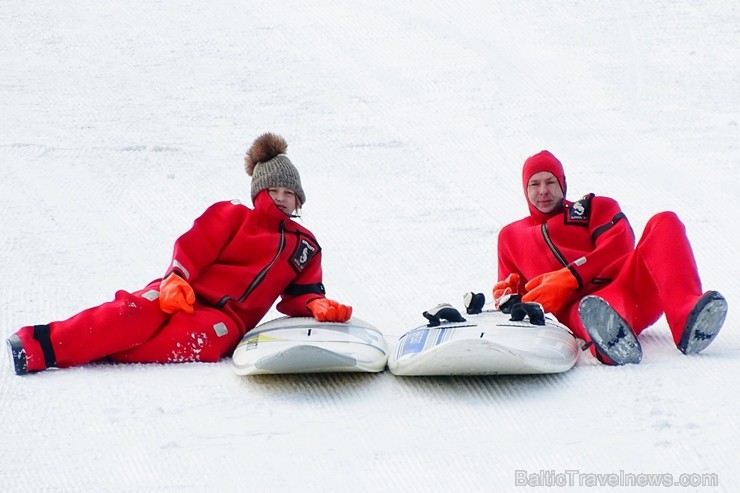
{"left": 1, "top": 1, "right": 738, "bottom": 491}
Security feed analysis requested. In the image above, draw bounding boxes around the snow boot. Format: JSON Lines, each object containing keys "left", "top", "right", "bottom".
{"left": 7, "top": 334, "right": 27, "bottom": 375}
{"left": 6, "top": 325, "right": 56, "bottom": 375}
{"left": 578, "top": 296, "right": 642, "bottom": 365}
{"left": 677, "top": 291, "right": 727, "bottom": 355}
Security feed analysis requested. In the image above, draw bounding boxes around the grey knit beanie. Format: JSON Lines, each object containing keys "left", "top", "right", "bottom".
{"left": 244, "top": 133, "right": 306, "bottom": 205}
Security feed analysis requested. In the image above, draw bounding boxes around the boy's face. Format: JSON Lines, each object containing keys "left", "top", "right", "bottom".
{"left": 267, "top": 187, "right": 297, "bottom": 215}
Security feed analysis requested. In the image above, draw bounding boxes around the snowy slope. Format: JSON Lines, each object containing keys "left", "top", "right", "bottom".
{"left": 1, "top": 1, "right": 738, "bottom": 491}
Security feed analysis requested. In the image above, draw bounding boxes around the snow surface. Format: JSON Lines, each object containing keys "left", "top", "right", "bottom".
{"left": 1, "top": 1, "right": 738, "bottom": 492}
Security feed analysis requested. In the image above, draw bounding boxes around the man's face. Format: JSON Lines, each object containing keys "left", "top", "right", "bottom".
{"left": 526, "top": 171, "right": 563, "bottom": 214}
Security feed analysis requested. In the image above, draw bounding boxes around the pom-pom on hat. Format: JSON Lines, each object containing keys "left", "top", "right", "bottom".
{"left": 245, "top": 133, "right": 306, "bottom": 205}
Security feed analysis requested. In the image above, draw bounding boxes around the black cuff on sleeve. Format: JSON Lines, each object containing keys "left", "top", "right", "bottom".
{"left": 283, "top": 282, "right": 326, "bottom": 297}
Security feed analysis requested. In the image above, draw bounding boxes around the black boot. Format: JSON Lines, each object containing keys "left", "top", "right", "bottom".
{"left": 677, "top": 291, "right": 727, "bottom": 355}
{"left": 6, "top": 334, "right": 28, "bottom": 376}
{"left": 578, "top": 296, "right": 642, "bottom": 365}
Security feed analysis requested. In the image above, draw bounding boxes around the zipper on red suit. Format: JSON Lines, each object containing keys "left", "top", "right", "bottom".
{"left": 540, "top": 222, "right": 569, "bottom": 267}
{"left": 540, "top": 222, "right": 586, "bottom": 289}
{"left": 215, "top": 221, "right": 286, "bottom": 308}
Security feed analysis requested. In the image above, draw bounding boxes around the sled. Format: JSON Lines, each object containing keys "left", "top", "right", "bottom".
{"left": 232, "top": 316, "right": 388, "bottom": 375}
{"left": 388, "top": 309, "right": 578, "bottom": 376}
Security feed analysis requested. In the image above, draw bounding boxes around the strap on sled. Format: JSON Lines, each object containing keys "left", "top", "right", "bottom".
{"left": 423, "top": 303, "right": 466, "bottom": 327}
{"left": 463, "top": 292, "right": 486, "bottom": 315}
{"left": 499, "top": 294, "right": 522, "bottom": 314}
{"left": 509, "top": 302, "right": 546, "bottom": 326}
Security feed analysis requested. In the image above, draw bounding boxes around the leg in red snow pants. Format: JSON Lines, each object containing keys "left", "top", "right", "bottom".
{"left": 12, "top": 281, "right": 242, "bottom": 372}
{"left": 559, "top": 211, "right": 704, "bottom": 348}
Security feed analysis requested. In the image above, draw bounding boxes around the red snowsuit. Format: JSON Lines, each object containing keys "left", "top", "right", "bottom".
{"left": 14, "top": 191, "right": 327, "bottom": 371}
{"left": 497, "top": 155, "right": 705, "bottom": 350}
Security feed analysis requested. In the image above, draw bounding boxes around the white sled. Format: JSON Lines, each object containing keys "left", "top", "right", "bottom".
{"left": 388, "top": 310, "right": 578, "bottom": 376}
{"left": 232, "top": 316, "right": 388, "bottom": 376}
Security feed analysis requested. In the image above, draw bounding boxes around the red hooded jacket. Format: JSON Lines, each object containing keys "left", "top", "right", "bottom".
{"left": 497, "top": 151, "right": 636, "bottom": 312}
{"left": 163, "top": 189, "right": 325, "bottom": 336}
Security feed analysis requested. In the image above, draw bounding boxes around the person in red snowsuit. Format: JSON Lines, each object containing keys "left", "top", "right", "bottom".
{"left": 493, "top": 150, "right": 727, "bottom": 365}
{"left": 7, "top": 133, "right": 352, "bottom": 375}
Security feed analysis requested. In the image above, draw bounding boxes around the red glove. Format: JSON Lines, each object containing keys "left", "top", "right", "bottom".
{"left": 307, "top": 298, "right": 353, "bottom": 322}
{"left": 159, "top": 274, "right": 196, "bottom": 314}
{"left": 522, "top": 268, "right": 578, "bottom": 313}
{"left": 492, "top": 273, "right": 520, "bottom": 309}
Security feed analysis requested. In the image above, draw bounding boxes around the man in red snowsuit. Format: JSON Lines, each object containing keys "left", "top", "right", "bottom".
{"left": 7, "top": 133, "right": 352, "bottom": 375}
{"left": 494, "top": 150, "right": 727, "bottom": 365}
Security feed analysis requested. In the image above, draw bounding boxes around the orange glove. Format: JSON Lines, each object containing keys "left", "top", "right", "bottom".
{"left": 307, "top": 298, "right": 353, "bottom": 322}
{"left": 159, "top": 274, "right": 196, "bottom": 314}
{"left": 492, "top": 273, "right": 520, "bottom": 309}
{"left": 521, "top": 268, "right": 578, "bottom": 313}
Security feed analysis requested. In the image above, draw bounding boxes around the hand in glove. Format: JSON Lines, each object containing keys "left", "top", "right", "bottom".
{"left": 521, "top": 268, "right": 578, "bottom": 313}
{"left": 307, "top": 298, "right": 353, "bottom": 322}
{"left": 492, "top": 273, "right": 520, "bottom": 309}
{"left": 159, "top": 274, "right": 196, "bottom": 314}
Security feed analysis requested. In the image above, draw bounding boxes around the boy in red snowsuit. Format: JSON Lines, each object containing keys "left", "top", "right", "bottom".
{"left": 7, "top": 133, "right": 352, "bottom": 375}
{"left": 494, "top": 150, "right": 727, "bottom": 365}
